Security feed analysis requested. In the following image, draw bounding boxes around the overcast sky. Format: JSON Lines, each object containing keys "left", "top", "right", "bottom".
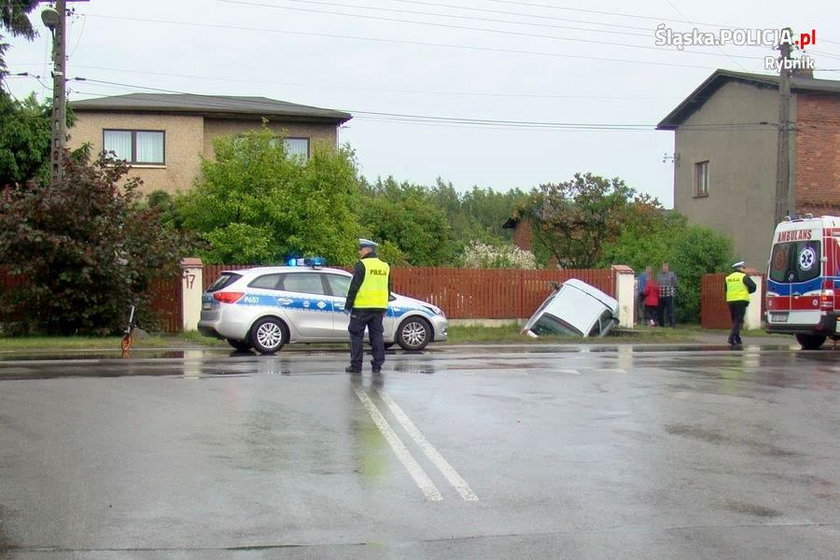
{"left": 4, "top": 0, "right": 839, "bottom": 207}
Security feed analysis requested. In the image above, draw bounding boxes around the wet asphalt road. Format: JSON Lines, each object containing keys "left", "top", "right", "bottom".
{"left": 2, "top": 342, "right": 840, "bottom": 559}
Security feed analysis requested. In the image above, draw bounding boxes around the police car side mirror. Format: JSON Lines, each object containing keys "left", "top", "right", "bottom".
{"left": 389, "top": 293, "right": 396, "bottom": 301}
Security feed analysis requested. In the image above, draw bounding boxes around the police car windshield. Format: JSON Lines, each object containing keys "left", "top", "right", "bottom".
{"left": 769, "top": 241, "right": 821, "bottom": 283}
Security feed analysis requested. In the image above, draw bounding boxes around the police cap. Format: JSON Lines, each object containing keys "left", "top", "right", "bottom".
{"left": 358, "top": 238, "right": 379, "bottom": 249}
{"left": 731, "top": 261, "right": 745, "bottom": 269}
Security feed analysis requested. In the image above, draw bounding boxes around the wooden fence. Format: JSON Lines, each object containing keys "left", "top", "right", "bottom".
{"left": 700, "top": 273, "right": 766, "bottom": 329}
{"left": 2, "top": 266, "right": 771, "bottom": 334}
{"left": 203, "top": 265, "right": 615, "bottom": 322}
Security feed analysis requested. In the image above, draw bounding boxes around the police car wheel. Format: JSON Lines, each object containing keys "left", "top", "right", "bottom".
{"left": 251, "top": 317, "right": 288, "bottom": 354}
{"left": 396, "top": 317, "right": 431, "bottom": 351}
{"left": 227, "top": 338, "right": 253, "bottom": 352}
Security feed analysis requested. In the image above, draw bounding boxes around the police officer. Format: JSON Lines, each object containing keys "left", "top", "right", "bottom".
{"left": 725, "top": 261, "right": 757, "bottom": 347}
{"left": 345, "top": 239, "right": 391, "bottom": 374}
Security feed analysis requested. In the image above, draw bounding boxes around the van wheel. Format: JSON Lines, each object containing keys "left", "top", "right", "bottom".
{"left": 251, "top": 317, "right": 289, "bottom": 354}
{"left": 397, "top": 317, "right": 431, "bottom": 351}
{"left": 796, "top": 333, "right": 826, "bottom": 350}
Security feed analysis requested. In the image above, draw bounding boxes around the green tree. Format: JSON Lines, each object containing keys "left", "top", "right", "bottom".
{"left": 669, "top": 226, "right": 733, "bottom": 323}
{"left": 0, "top": 152, "right": 186, "bottom": 335}
{"left": 0, "top": 93, "right": 51, "bottom": 187}
{"left": 599, "top": 212, "right": 733, "bottom": 323}
{"left": 517, "top": 172, "right": 644, "bottom": 268}
{"left": 0, "top": 0, "right": 38, "bottom": 84}
{"left": 176, "top": 126, "right": 362, "bottom": 265}
{"left": 360, "top": 177, "right": 456, "bottom": 266}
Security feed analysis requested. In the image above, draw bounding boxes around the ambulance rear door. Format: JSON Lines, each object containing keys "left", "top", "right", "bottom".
{"left": 766, "top": 228, "right": 823, "bottom": 325}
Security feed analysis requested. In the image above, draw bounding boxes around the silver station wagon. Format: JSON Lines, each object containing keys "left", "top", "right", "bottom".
{"left": 198, "top": 264, "right": 448, "bottom": 354}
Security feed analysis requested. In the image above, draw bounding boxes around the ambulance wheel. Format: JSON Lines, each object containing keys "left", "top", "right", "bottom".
{"left": 795, "top": 333, "right": 826, "bottom": 350}
{"left": 251, "top": 317, "right": 289, "bottom": 354}
{"left": 396, "top": 317, "right": 431, "bottom": 351}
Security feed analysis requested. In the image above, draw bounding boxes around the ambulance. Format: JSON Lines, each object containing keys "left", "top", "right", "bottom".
{"left": 765, "top": 215, "right": 840, "bottom": 349}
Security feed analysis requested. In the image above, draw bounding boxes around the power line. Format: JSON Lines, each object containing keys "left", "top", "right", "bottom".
{"left": 228, "top": 0, "right": 652, "bottom": 38}
{"left": 219, "top": 0, "right": 760, "bottom": 60}
{"left": 79, "top": 14, "right": 728, "bottom": 69}
{"left": 66, "top": 77, "right": 776, "bottom": 133}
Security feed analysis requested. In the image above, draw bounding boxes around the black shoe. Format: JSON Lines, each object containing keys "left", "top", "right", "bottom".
{"left": 372, "top": 367, "right": 382, "bottom": 374}
{"left": 345, "top": 366, "right": 361, "bottom": 374}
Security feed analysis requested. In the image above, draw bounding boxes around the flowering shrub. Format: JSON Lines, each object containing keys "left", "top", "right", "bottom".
{"left": 459, "top": 241, "right": 537, "bottom": 269}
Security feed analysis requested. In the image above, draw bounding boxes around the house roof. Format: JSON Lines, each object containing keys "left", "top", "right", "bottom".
{"left": 657, "top": 69, "right": 840, "bottom": 130}
{"left": 70, "top": 93, "right": 352, "bottom": 124}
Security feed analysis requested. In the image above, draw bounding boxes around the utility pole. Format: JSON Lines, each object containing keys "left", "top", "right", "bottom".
{"left": 40, "top": 0, "right": 67, "bottom": 185}
{"left": 774, "top": 28, "right": 793, "bottom": 224}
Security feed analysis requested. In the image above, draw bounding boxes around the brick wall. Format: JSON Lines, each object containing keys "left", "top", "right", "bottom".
{"left": 796, "top": 93, "right": 840, "bottom": 214}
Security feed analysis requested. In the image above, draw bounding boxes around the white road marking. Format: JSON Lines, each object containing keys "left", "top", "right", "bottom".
{"left": 352, "top": 386, "right": 443, "bottom": 501}
{"left": 376, "top": 389, "right": 479, "bottom": 502}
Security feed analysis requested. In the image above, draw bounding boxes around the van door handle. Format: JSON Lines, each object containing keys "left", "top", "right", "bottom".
{"left": 792, "top": 292, "right": 801, "bottom": 297}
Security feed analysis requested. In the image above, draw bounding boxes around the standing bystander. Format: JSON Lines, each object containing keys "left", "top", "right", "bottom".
{"left": 657, "top": 262, "right": 678, "bottom": 327}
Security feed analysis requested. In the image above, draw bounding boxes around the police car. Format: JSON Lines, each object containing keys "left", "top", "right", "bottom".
{"left": 197, "top": 260, "right": 448, "bottom": 354}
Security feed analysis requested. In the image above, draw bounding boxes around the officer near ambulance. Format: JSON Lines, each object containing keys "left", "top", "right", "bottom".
{"left": 345, "top": 239, "right": 392, "bottom": 374}
{"left": 725, "top": 261, "right": 757, "bottom": 347}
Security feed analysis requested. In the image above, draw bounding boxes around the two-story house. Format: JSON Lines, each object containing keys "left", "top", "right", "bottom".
{"left": 657, "top": 69, "right": 840, "bottom": 269}
{"left": 69, "top": 93, "right": 352, "bottom": 193}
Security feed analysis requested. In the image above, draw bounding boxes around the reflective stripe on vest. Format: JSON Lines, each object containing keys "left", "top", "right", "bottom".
{"left": 354, "top": 258, "right": 390, "bottom": 308}
{"left": 725, "top": 271, "right": 750, "bottom": 302}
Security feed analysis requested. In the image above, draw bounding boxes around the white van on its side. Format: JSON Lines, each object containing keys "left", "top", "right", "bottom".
{"left": 522, "top": 278, "right": 619, "bottom": 338}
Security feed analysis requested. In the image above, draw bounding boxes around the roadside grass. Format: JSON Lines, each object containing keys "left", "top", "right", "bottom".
{"left": 448, "top": 322, "right": 697, "bottom": 344}
{"left": 0, "top": 324, "right": 784, "bottom": 352}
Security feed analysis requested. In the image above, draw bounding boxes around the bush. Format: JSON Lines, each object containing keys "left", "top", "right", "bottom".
{"left": 459, "top": 241, "right": 537, "bottom": 269}
{"left": 0, "top": 152, "right": 186, "bottom": 335}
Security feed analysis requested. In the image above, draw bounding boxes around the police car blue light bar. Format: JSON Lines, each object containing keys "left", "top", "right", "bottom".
{"left": 285, "top": 256, "right": 326, "bottom": 268}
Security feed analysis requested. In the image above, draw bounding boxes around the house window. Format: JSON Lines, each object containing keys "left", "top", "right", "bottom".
{"left": 253, "top": 136, "right": 311, "bottom": 160}
{"left": 103, "top": 129, "right": 165, "bottom": 165}
{"left": 284, "top": 138, "right": 309, "bottom": 159}
{"left": 694, "top": 161, "right": 709, "bottom": 197}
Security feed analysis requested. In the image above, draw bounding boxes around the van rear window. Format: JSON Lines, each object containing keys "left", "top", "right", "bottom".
{"left": 769, "top": 241, "right": 821, "bottom": 283}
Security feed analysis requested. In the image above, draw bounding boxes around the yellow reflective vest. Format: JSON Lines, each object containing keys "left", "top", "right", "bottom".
{"left": 354, "top": 258, "right": 390, "bottom": 308}
{"left": 725, "top": 271, "right": 750, "bottom": 303}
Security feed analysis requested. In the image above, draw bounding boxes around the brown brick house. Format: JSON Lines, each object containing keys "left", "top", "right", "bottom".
{"left": 68, "top": 93, "right": 352, "bottom": 194}
{"left": 657, "top": 69, "right": 840, "bottom": 269}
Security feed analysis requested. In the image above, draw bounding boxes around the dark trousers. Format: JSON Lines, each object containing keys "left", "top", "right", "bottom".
{"left": 644, "top": 305, "right": 658, "bottom": 325}
{"left": 727, "top": 301, "right": 749, "bottom": 344}
{"left": 658, "top": 296, "right": 675, "bottom": 327}
{"left": 348, "top": 308, "right": 386, "bottom": 369}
